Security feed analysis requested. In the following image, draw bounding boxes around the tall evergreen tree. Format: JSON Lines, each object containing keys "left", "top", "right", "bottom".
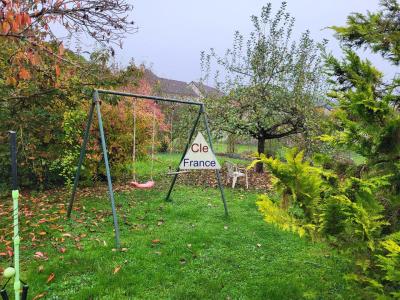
{"left": 324, "top": 0, "right": 400, "bottom": 230}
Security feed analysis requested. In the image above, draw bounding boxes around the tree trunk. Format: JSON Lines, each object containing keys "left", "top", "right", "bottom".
{"left": 256, "top": 137, "right": 265, "bottom": 173}
{"left": 227, "top": 134, "right": 236, "bottom": 153}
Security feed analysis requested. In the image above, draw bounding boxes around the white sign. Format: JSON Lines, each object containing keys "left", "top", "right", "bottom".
{"left": 179, "top": 132, "right": 221, "bottom": 170}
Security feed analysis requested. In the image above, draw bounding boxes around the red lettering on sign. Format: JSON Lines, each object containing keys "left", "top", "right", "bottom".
{"left": 191, "top": 143, "right": 209, "bottom": 153}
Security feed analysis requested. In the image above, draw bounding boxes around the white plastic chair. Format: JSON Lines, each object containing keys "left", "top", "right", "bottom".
{"left": 225, "top": 161, "right": 249, "bottom": 189}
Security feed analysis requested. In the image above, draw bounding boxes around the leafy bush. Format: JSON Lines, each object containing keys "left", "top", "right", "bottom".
{"left": 254, "top": 148, "right": 389, "bottom": 252}
{"left": 376, "top": 232, "right": 400, "bottom": 298}
{"left": 256, "top": 194, "right": 316, "bottom": 238}
{"left": 253, "top": 147, "right": 399, "bottom": 298}
{"left": 0, "top": 42, "right": 168, "bottom": 188}
{"left": 251, "top": 148, "right": 332, "bottom": 223}
{"left": 321, "top": 195, "right": 387, "bottom": 252}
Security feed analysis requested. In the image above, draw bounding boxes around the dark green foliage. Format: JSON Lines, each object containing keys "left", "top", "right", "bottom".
{"left": 305, "top": 0, "right": 400, "bottom": 295}
{"left": 330, "top": 0, "right": 400, "bottom": 65}
{"left": 254, "top": 148, "right": 388, "bottom": 253}
{"left": 378, "top": 117, "right": 400, "bottom": 156}
{"left": 0, "top": 42, "right": 141, "bottom": 188}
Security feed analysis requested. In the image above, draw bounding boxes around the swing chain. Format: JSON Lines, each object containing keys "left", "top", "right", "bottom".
{"left": 150, "top": 101, "right": 156, "bottom": 180}
{"left": 131, "top": 98, "right": 157, "bottom": 183}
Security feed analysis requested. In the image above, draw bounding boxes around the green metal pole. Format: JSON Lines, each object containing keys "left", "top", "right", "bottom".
{"left": 165, "top": 106, "right": 202, "bottom": 201}
{"left": 67, "top": 101, "right": 95, "bottom": 218}
{"left": 201, "top": 105, "right": 229, "bottom": 217}
{"left": 9, "top": 131, "right": 20, "bottom": 300}
{"left": 94, "top": 91, "right": 121, "bottom": 249}
{"left": 12, "top": 190, "right": 20, "bottom": 300}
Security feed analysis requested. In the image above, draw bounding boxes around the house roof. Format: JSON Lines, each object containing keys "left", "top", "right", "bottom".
{"left": 143, "top": 69, "right": 220, "bottom": 99}
{"left": 143, "top": 69, "right": 198, "bottom": 98}
{"left": 189, "top": 81, "right": 223, "bottom": 97}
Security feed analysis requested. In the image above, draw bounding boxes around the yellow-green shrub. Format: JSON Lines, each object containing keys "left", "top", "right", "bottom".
{"left": 376, "top": 232, "right": 400, "bottom": 298}
{"left": 256, "top": 194, "right": 316, "bottom": 238}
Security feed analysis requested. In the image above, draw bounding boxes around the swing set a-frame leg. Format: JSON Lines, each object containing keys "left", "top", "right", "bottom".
{"left": 165, "top": 104, "right": 229, "bottom": 217}
{"left": 201, "top": 104, "right": 229, "bottom": 217}
{"left": 67, "top": 100, "right": 95, "bottom": 218}
{"left": 67, "top": 91, "right": 121, "bottom": 249}
{"left": 165, "top": 106, "right": 202, "bottom": 202}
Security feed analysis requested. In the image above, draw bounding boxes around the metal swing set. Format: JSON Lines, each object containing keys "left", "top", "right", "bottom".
{"left": 66, "top": 89, "right": 229, "bottom": 249}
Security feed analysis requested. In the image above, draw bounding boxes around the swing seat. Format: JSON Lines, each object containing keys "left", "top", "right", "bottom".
{"left": 130, "top": 180, "right": 155, "bottom": 189}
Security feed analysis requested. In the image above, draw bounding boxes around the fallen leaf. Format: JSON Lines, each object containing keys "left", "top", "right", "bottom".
{"left": 46, "top": 273, "right": 55, "bottom": 284}
{"left": 38, "top": 265, "right": 44, "bottom": 273}
{"left": 257, "top": 243, "right": 262, "bottom": 248}
{"left": 152, "top": 239, "right": 161, "bottom": 244}
{"left": 34, "top": 252, "right": 47, "bottom": 260}
{"left": 32, "top": 292, "right": 46, "bottom": 300}
{"left": 75, "top": 242, "right": 82, "bottom": 250}
{"left": 113, "top": 266, "right": 121, "bottom": 274}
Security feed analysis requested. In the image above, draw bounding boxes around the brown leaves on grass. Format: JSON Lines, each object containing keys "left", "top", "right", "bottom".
{"left": 0, "top": 188, "right": 108, "bottom": 258}
{"left": 178, "top": 166, "right": 272, "bottom": 190}
{"left": 32, "top": 292, "right": 47, "bottom": 300}
{"left": 113, "top": 266, "right": 121, "bottom": 274}
{"left": 46, "top": 272, "right": 55, "bottom": 284}
{"left": 0, "top": 186, "right": 128, "bottom": 285}
{"left": 34, "top": 252, "right": 48, "bottom": 260}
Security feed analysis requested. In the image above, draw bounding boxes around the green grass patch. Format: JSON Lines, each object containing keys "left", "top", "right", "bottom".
{"left": 0, "top": 183, "right": 362, "bottom": 299}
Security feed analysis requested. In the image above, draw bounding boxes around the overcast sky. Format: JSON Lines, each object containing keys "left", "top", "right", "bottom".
{"left": 77, "top": 1, "right": 397, "bottom": 83}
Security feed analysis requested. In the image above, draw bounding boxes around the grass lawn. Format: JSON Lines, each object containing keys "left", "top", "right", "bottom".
{"left": 0, "top": 180, "right": 362, "bottom": 299}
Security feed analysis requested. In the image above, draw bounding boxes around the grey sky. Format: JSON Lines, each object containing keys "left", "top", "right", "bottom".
{"left": 107, "top": 1, "right": 396, "bottom": 82}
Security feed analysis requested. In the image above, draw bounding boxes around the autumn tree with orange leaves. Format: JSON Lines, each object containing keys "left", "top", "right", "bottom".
{"left": 0, "top": 0, "right": 135, "bottom": 83}
{"left": 0, "top": 0, "right": 144, "bottom": 188}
